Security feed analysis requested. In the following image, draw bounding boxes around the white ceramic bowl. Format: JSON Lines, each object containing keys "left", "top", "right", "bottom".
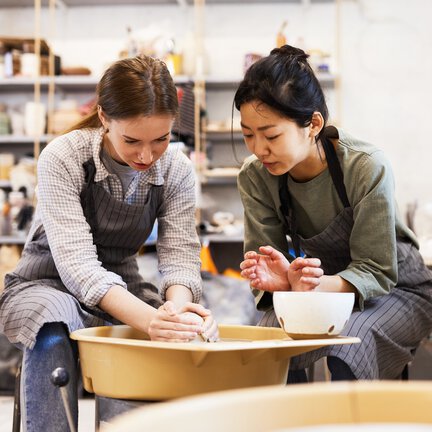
{"left": 273, "top": 291, "right": 355, "bottom": 339}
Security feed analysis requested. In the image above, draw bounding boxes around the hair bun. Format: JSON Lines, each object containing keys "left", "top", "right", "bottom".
{"left": 270, "top": 44, "right": 309, "bottom": 62}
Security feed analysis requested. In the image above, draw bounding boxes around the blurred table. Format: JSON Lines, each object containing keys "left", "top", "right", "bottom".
{"left": 104, "top": 381, "right": 432, "bottom": 432}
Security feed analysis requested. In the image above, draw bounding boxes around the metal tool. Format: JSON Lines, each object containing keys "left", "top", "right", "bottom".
{"left": 50, "top": 367, "right": 77, "bottom": 432}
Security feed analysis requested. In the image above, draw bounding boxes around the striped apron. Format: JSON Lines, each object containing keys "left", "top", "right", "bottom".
{"left": 0, "top": 158, "right": 163, "bottom": 349}
{"left": 260, "top": 129, "right": 432, "bottom": 379}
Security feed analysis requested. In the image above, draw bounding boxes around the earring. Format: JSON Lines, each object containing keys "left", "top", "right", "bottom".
{"left": 104, "top": 127, "right": 109, "bottom": 133}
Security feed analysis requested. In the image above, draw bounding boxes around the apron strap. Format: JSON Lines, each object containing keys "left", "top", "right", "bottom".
{"left": 279, "top": 173, "right": 302, "bottom": 258}
{"left": 321, "top": 126, "right": 350, "bottom": 208}
{"left": 278, "top": 126, "right": 350, "bottom": 258}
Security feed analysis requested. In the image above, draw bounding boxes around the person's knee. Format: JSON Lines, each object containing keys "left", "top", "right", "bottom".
{"left": 34, "top": 322, "right": 73, "bottom": 353}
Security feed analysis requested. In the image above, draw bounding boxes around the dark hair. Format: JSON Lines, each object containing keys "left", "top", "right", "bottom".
{"left": 67, "top": 55, "right": 178, "bottom": 132}
{"left": 234, "top": 45, "right": 329, "bottom": 142}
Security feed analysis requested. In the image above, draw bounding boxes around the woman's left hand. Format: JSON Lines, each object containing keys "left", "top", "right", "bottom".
{"left": 288, "top": 257, "right": 323, "bottom": 291}
{"left": 179, "top": 302, "right": 220, "bottom": 342}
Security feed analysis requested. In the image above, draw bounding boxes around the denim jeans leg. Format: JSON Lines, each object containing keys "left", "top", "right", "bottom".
{"left": 21, "top": 322, "right": 79, "bottom": 432}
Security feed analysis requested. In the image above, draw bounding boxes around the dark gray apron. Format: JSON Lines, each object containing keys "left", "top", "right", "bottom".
{"left": 0, "top": 158, "right": 163, "bottom": 349}
{"left": 260, "top": 127, "right": 432, "bottom": 379}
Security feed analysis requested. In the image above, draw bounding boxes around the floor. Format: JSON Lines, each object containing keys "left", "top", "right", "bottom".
{"left": 0, "top": 397, "right": 96, "bottom": 432}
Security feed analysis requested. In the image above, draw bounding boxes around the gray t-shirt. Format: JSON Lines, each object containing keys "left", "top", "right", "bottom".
{"left": 100, "top": 148, "right": 137, "bottom": 198}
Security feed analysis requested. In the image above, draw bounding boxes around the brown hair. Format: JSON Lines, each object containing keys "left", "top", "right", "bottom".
{"left": 66, "top": 55, "right": 179, "bottom": 132}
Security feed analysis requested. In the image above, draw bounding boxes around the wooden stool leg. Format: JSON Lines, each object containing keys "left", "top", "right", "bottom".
{"left": 12, "top": 364, "right": 22, "bottom": 432}
{"left": 94, "top": 394, "right": 100, "bottom": 432}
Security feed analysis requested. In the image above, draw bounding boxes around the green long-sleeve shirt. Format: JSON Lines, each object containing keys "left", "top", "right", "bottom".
{"left": 238, "top": 128, "right": 418, "bottom": 309}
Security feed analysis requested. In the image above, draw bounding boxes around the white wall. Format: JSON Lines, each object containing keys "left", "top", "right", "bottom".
{"left": 1, "top": 0, "right": 431, "bottom": 214}
{"left": 339, "top": 0, "right": 432, "bottom": 214}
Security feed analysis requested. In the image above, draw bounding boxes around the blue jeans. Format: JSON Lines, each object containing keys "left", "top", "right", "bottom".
{"left": 21, "top": 322, "right": 79, "bottom": 432}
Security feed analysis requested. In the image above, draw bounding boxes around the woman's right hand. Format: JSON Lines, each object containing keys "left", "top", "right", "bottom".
{"left": 240, "top": 246, "right": 291, "bottom": 292}
{"left": 147, "top": 301, "right": 203, "bottom": 342}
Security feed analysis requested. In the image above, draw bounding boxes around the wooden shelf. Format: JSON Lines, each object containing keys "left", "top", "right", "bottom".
{"left": 0, "top": 0, "right": 327, "bottom": 6}
{"left": 201, "top": 168, "right": 239, "bottom": 185}
{"left": 204, "top": 129, "right": 243, "bottom": 141}
{"left": 0, "top": 235, "right": 26, "bottom": 245}
{"left": 0, "top": 75, "right": 192, "bottom": 91}
{"left": 204, "top": 72, "right": 336, "bottom": 89}
{"left": 0, "top": 134, "right": 54, "bottom": 144}
{"left": 204, "top": 167, "right": 239, "bottom": 176}
{"left": 202, "top": 177, "right": 238, "bottom": 186}
{"left": 200, "top": 233, "right": 243, "bottom": 243}
{"left": 0, "top": 73, "right": 333, "bottom": 90}
{"left": 0, "top": 0, "right": 188, "bottom": 7}
{"left": 0, "top": 180, "right": 12, "bottom": 188}
{"left": 0, "top": 76, "right": 96, "bottom": 91}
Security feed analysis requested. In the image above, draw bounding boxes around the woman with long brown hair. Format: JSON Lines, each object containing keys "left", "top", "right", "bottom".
{"left": 0, "top": 55, "right": 217, "bottom": 431}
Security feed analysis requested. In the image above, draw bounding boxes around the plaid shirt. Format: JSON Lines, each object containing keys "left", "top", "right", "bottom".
{"left": 27, "top": 127, "right": 202, "bottom": 307}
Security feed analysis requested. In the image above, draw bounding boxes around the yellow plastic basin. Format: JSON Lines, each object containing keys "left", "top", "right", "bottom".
{"left": 70, "top": 325, "right": 359, "bottom": 400}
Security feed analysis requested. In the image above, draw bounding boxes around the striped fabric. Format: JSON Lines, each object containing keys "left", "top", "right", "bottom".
{"left": 13, "top": 127, "right": 201, "bottom": 305}
{"left": 0, "top": 127, "right": 202, "bottom": 349}
{"left": 243, "top": 127, "right": 432, "bottom": 379}
{"left": 0, "top": 275, "right": 108, "bottom": 349}
{"left": 285, "top": 207, "right": 354, "bottom": 276}
{"left": 260, "top": 222, "right": 432, "bottom": 380}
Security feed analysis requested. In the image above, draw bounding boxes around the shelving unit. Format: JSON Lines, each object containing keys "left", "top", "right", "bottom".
{"left": 0, "top": 75, "right": 96, "bottom": 157}
{"left": 0, "top": 135, "right": 53, "bottom": 144}
{"left": 0, "top": 75, "right": 192, "bottom": 90}
{"left": 0, "top": 0, "right": 327, "bottom": 6}
{"left": 0, "top": 0, "right": 340, "bottom": 246}
{"left": 0, "top": 236, "right": 26, "bottom": 245}
{"left": 0, "top": 74, "right": 192, "bottom": 157}
{"left": 0, "top": 0, "right": 187, "bottom": 6}
{"left": 204, "top": 73, "right": 336, "bottom": 89}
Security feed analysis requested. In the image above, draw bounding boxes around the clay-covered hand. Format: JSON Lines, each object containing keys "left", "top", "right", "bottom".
{"left": 147, "top": 301, "right": 203, "bottom": 342}
{"left": 179, "top": 302, "right": 219, "bottom": 342}
{"left": 288, "top": 257, "right": 323, "bottom": 291}
{"left": 240, "top": 246, "right": 290, "bottom": 292}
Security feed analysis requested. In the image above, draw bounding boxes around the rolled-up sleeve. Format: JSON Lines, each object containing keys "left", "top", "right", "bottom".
{"left": 37, "top": 147, "right": 127, "bottom": 308}
{"left": 156, "top": 152, "right": 202, "bottom": 303}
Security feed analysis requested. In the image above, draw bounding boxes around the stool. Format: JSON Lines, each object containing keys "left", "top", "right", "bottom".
{"left": 11, "top": 364, "right": 155, "bottom": 432}
{"left": 12, "top": 364, "right": 21, "bottom": 432}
